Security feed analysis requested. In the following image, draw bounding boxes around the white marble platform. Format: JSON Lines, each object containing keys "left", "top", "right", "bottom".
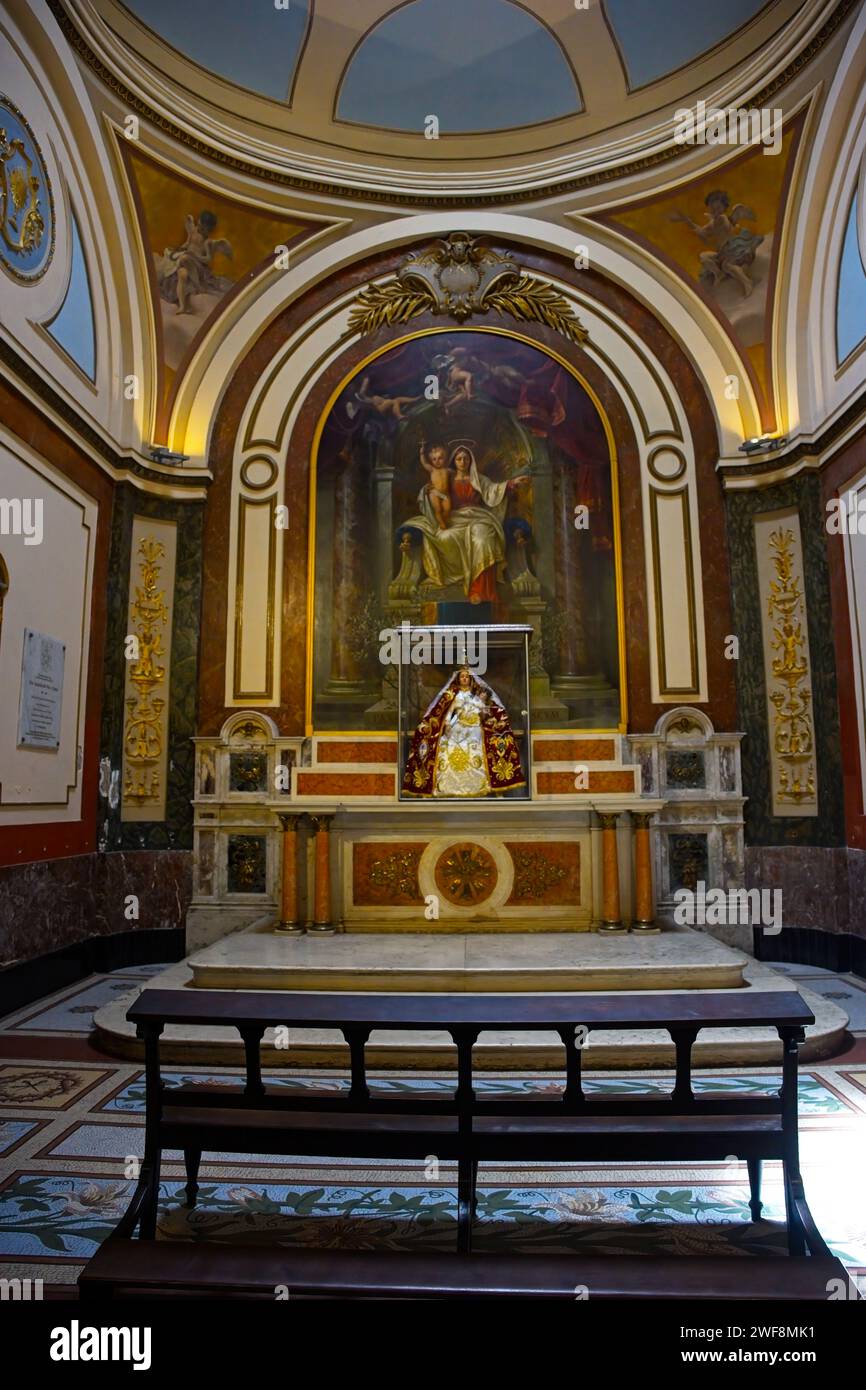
{"left": 93, "top": 932, "right": 848, "bottom": 1070}
{"left": 187, "top": 926, "right": 748, "bottom": 993}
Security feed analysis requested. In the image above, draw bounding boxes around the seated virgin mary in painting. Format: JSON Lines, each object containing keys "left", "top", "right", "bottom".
{"left": 402, "top": 666, "right": 525, "bottom": 798}
{"left": 407, "top": 445, "right": 529, "bottom": 604}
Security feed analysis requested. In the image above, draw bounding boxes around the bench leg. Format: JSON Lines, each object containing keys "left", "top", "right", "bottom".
{"left": 746, "top": 1158, "right": 763, "bottom": 1221}
{"left": 140, "top": 1154, "right": 162, "bottom": 1241}
{"left": 783, "top": 1169, "right": 807, "bottom": 1256}
{"left": 457, "top": 1156, "right": 474, "bottom": 1255}
{"left": 184, "top": 1147, "right": 202, "bottom": 1209}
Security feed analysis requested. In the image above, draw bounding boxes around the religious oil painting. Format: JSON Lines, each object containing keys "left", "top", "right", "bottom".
{"left": 311, "top": 329, "right": 623, "bottom": 732}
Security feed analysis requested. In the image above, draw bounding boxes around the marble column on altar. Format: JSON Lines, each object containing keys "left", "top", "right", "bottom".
{"left": 275, "top": 812, "right": 303, "bottom": 934}
{"left": 308, "top": 813, "right": 336, "bottom": 933}
{"left": 597, "top": 811, "right": 626, "bottom": 933}
{"left": 631, "top": 810, "right": 658, "bottom": 933}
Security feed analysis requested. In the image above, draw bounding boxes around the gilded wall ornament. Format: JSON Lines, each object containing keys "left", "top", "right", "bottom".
{"left": 434, "top": 842, "right": 497, "bottom": 906}
{"left": 510, "top": 849, "right": 567, "bottom": 900}
{"left": 0, "top": 97, "right": 54, "bottom": 282}
{"left": 766, "top": 526, "right": 815, "bottom": 805}
{"left": 348, "top": 233, "right": 588, "bottom": 344}
{"left": 369, "top": 850, "right": 422, "bottom": 899}
{"left": 123, "top": 538, "right": 169, "bottom": 806}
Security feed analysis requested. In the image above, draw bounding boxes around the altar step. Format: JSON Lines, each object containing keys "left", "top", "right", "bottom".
{"left": 186, "top": 926, "right": 746, "bottom": 993}
{"left": 92, "top": 930, "right": 849, "bottom": 1070}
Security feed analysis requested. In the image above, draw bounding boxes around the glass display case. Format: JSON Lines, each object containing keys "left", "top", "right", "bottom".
{"left": 397, "top": 624, "right": 532, "bottom": 801}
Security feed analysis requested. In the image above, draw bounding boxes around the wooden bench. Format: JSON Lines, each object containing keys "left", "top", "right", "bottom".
{"left": 80, "top": 1238, "right": 850, "bottom": 1301}
{"left": 89, "top": 986, "right": 828, "bottom": 1275}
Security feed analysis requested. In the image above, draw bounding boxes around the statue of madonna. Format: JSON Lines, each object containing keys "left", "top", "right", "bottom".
{"left": 401, "top": 666, "right": 524, "bottom": 798}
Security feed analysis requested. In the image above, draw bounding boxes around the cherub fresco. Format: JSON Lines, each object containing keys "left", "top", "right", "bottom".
{"left": 154, "top": 210, "right": 234, "bottom": 315}
{"left": 351, "top": 376, "right": 420, "bottom": 421}
{"left": 670, "top": 190, "right": 765, "bottom": 298}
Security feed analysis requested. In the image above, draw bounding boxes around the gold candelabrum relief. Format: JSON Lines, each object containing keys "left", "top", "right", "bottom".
{"left": 766, "top": 527, "right": 815, "bottom": 804}
{"left": 511, "top": 849, "right": 568, "bottom": 900}
{"left": 369, "top": 851, "right": 422, "bottom": 899}
{"left": 124, "top": 538, "right": 170, "bottom": 806}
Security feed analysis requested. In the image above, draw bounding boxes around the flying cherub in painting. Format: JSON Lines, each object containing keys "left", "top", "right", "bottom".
{"left": 419, "top": 440, "right": 454, "bottom": 530}
{"left": 155, "top": 210, "right": 234, "bottom": 315}
{"left": 431, "top": 349, "right": 475, "bottom": 411}
{"left": 352, "top": 376, "right": 421, "bottom": 421}
{"left": 670, "top": 190, "right": 765, "bottom": 298}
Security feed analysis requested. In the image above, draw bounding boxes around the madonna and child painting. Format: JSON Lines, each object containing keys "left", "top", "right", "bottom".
{"left": 311, "top": 327, "right": 621, "bottom": 733}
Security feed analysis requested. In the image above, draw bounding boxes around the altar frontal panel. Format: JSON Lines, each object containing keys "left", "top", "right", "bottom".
{"left": 345, "top": 831, "right": 590, "bottom": 928}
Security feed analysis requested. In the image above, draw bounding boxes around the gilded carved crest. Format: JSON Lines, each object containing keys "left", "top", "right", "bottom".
{"left": 348, "top": 232, "right": 588, "bottom": 344}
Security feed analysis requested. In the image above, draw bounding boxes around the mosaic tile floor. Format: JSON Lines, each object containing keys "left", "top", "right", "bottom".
{"left": 0, "top": 965, "right": 864, "bottom": 1293}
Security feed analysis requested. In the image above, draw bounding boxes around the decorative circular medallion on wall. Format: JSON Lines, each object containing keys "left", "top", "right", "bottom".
{"left": 240, "top": 455, "right": 278, "bottom": 491}
{"left": 647, "top": 445, "right": 686, "bottom": 483}
{"left": 434, "top": 841, "right": 498, "bottom": 907}
{"left": 0, "top": 97, "right": 54, "bottom": 282}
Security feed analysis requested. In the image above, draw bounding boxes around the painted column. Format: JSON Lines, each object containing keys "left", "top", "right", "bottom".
{"left": 309, "top": 813, "right": 335, "bottom": 933}
{"left": 325, "top": 448, "right": 367, "bottom": 694}
{"left": 552, "top": 451, "right": 589, "bottom": 677}
{"left": 275, "top": 813, "right": 303, "bottom": 934}
{"left": 630, "top": 811, "right": 658, "bottom": 933}
{"left": 597, "top": 811, "right": 625, "bottom": 933}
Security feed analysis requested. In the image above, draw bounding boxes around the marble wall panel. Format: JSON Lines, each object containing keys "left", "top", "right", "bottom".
{"left": 746, "top": 845, "right": 866, "bottom": 938}
{"left": 0, "top": 850, "right": 192, "bottom": 965}
{"left": 726, "top": 474, "right": 844, "bottom": 847}
{"left": 99, "top": 485, "right": 204, "bottom": 852}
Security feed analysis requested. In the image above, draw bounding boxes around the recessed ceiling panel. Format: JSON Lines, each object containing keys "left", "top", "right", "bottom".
{"left": 337, "top": 0, "right": 581, "bottom": 133}
{"left": 604, "top": 0, "right": 769, "bottom": 89}
{"left": 120, "top": 0, "right": 310, "bottom": 101}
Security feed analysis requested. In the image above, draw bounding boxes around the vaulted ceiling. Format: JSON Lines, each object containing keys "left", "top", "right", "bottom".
{"left": 72, "top": 0, "right": 822, "bottom": 198}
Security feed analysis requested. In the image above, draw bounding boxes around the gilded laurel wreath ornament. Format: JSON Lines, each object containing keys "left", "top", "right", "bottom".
{"left": 348, "top": 233, "right": 588, "bottom": 344}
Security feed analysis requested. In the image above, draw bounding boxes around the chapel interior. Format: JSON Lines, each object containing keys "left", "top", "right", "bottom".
{"left": 1, "top": 0, "right": 866, "bottom": 1320}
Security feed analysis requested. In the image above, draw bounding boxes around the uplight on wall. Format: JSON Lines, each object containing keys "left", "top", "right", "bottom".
{"left": 148, "top": 446, "right": 190, "bottom": 467}
{"left": 738, "top": 436, "right": 788, "bottom": 456}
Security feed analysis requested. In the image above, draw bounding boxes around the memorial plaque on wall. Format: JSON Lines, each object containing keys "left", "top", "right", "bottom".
{"left": 18, "top": 629, "right": 65, "bottom": 749}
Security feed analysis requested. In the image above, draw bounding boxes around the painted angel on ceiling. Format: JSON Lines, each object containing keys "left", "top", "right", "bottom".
{"left": 671, "top": 190, "right": 765, "bottom": 298}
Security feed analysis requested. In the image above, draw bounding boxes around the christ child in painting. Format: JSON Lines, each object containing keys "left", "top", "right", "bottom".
{"left": 419, "top": 441, "right": 453, "bottom": 530}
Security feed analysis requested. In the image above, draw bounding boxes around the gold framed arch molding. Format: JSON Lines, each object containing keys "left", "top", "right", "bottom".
{"left": 305, "top": 326, "right": 626, "bottom": 735}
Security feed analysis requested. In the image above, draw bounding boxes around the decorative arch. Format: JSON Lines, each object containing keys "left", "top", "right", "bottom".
{"left": 172, "top": 212, "right": 758, "bottom": 460}
{"left": 195, "top": 230, "right": 740, "bottom": 742}
{"left": 785, "top": 0, "right": 866, "bottom": 432}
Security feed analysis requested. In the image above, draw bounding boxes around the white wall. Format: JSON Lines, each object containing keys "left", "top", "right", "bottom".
{"left": 0, "top": 431, "right": 96, "bottom": 826}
